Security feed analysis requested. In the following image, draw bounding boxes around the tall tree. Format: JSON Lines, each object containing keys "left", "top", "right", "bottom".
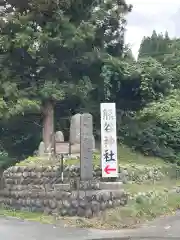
{"left": 161, "top": 39, "right": 180, "bottom": 88}
{"left": 0, "top": 0, "right": 132, "bottom": 155}
{"left": 138, "top": 30, "right": 170, "bottom": 62}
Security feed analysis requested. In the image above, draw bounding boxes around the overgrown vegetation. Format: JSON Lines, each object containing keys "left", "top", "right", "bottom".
{"left": 77, "top": 192, "right": 180, "bottom": 229}
{"left": 0, "top": 2, "right": 180, "bottom": 166}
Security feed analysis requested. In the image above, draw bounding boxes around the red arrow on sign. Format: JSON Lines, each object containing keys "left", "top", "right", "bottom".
{"left": 104, "top": 165, "right": 116, "bottom": 174}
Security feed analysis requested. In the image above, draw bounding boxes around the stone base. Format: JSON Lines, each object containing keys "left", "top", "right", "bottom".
{"left": 69, "top": 153, "right": 80, "bottom": 159}
{"left": 0, "top": 188, "right": 128, "bottom": 218}
{"left": 54, "top": 183, "right": 71, "bottom": 191}
{"left": 54, "top": 181, "right": 123, "bottom": 191}
{"left": 99, "top": 182, "right": 123, "bottom": 190}
{"left": 0, "top": 166, "right": 127, "bottom": 219}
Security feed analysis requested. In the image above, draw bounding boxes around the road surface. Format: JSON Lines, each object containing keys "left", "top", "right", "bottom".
{"left": 0, "top": 212, "right": 180, "bottom": 239}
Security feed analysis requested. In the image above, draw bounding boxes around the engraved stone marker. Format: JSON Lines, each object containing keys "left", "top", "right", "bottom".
{"left": 80, "top": 113, "right": 93, "bottom": 181}
{"left": 70, "top": 113, "right": 81, "bottom": 144}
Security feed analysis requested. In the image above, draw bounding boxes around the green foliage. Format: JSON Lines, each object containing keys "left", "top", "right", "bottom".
{"left": 0, "top": 151, "right": 16, "bottom": 170}
{"left": 0, "top": 113, "right": 41, "bottom": 158}
{"left": 138, "top": 30, "right": 170, "bottom": 61}
{"left": 114, "top": 31, "right": 180, "bottom": 163}
{"left": 99, "top": 55, "right": 172, "bottom": 113}
{"left": 0, "top": 0, "right": 131, "bottom": 157}
{"left": 0, "top": 1, "right": 180, "bottom": 166}
{"left": 137, "top": 57, "right": 173, "bottom": 102}
{"left": 120, "top": 91, "right": 180, "bottom": 163}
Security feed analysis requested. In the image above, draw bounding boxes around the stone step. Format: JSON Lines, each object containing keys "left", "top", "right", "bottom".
{"left": 99, "top": 181, "right": 123, "bottom": 190}
{"left": 54, "top": 183, "right": 71, "bottom": 191}
{"left": 54, "top": 181, "right": 123, "bottom": 191}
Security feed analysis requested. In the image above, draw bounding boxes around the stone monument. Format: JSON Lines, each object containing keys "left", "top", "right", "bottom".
{"left": 80, "top": 113, "right": 93, "bottom": 181}
{"left": 38, "top": 141, "right": 45, "bottom": 157}
{"left": 69, "top": 113, "right": 96, "bottom": 156}
{"left": 69, "top": 113, "right": 81, "bottom": 144}
{"left": 69, "top": 113, "right": 81, "bottom": 156}
{"left": 55, "top": 131, "right": 64, "bottom": 142}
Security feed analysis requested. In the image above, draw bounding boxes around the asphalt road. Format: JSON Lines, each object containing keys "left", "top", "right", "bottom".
{"left": 1, "top": 212, "right": 180, "bottom": 240}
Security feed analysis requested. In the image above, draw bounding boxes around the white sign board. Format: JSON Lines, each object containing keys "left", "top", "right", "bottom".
{"left": 100, "top": 103, "right": 118, "bottom": 178}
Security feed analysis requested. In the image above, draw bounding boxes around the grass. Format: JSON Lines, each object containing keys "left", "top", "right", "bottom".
{"left": 0, "top": 207, "right": 57, "bottom": 224}
{"left": 69, "top": 193, "right": 180, "bottom": 229}
{"left": 16, "top": 144, "right": 166, "bottom": 167}
{"left": 91, "top": 193, "right": 180, "bottom": 229}
{"left": 117, "top": 145, "right": 166, "bottom": 167}
{"left": 66, "top": 144, "right": 166, "bottom": 167}
{"left": 123, "top": 179, "right": 180, "bottom": 194}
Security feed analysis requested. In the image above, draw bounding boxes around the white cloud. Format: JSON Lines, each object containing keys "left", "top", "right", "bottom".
{"left": 125, "top": 0, "right": 180, "bottom": 58}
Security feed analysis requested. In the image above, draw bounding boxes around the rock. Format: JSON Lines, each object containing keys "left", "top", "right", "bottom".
{"left": 36, "top": 199, "right": 42, "bottom": 208}
{"left": 102, "top": 192, "right": 111, "bottom": 201}
{"left": 62, "top": 199, "right": 71, "bottom": 208}
{"left": 77, "top": 207, "right": 85, "bottom": 217}
{"left": 112, "top": 190, "right": 125, "bottom": 199}
{"left": 43, "top": 199, "right": 48, "bottom": 206}
{"left": 55, "top": 131, "right": 64, "bottom": 142}
{"left": 148, "top": 170, "right": 153, "bottom": 179}
{"left": 95, "top": 192, "right": 102, "bottom": 201}
{"left": 44, "top": 207, "right": 52, "bottom": 215}
{"left": 100, "top": 202, "right": 106, "bottom": 210}
{"left": 70, "top": 113, "right": 81, "bottom": 144}
{"left": 67, "top": 208, "right": 77, "bottom": 216}
{"left": 49, "top": 199, "right": 57, "bottom": 209}
{"left": 62, "top": 191, "right": 71, "bottom": 198}
{"left": 79, "top": 199, "right": 87, "bottom": 208}
{"left": 112, "top": 199, "right": 120, "bottom": 207}
{"left": 12, "top": 166, "right": 19, "bottom": 173}
{"left": 91, "top": 200, "right": 100, "bottom": 213}
{"left": 116, "top": 199, "right": 121, "bottom": 206}
{"left": 71, "top": 199, "right": 79, "bottom": 208}
{"left": 120, "top": 196, "right": 128, "bottom": 206}
{"left": 69, "top": 191, "right": 78, "bottom": 200}
{"left": 51, "top": 209, "right": 59, "bottom": 216}
{"left": 119, "top": 169, "right": 128, "bottom": 184}
{"left": 38, "top": 141, "right": 45, "bottom": 156}
{"left": 70, "top": 143, "right": 80, "bottom": 154}
{"left": 85, "top": 207, "right": 93, "bottom": 218}
{"left": 56, "top": 192, "right": 63, "bottom": 200}
{"left": 22, "top": 172, "right": 29, "bottom": 178}
{"left": 60, "top": 208, "right": 68, "bottom": 216}
{"left": 107, "top": 200, "right": 113, "bottom": 208}
{"left": 21, "top": 207, "right": 30, "bottom": 212}
{"left": 57, "top": 200, "right": 62, "bottom": 209}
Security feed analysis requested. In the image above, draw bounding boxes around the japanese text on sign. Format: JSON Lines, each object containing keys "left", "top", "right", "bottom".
{"left": 100, "top": 103, "right": 118, "bottom": 178}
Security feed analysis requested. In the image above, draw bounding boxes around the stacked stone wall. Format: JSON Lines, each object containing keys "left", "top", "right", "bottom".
{"left": 0, "top": 166, "right": 127, "bottom": 218}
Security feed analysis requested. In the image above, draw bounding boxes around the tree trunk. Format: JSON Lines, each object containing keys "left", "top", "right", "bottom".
{"left": 42, "top": 100, "right": 54, "bottom": 153}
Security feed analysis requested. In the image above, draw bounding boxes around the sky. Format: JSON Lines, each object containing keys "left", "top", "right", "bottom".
{"left": 125, "top": 0, "right": 180, "bottom": 58}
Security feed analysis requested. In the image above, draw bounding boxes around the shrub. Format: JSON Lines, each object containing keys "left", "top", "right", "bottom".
{"left": 0, "top": 151, "right": 16, "bottom": 170}
{"left": 118, "top": 91, "right": 180, "bottom": 163}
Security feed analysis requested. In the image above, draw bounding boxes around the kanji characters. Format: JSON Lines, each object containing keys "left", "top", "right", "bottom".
{"left": 103, "top": 109, "right": 114, "bottom": 121}
{"left": 104, "top": 122, "right": 114, "bottom": 132}
{"left": 103, "top": 150, "right": 115, "bottom": 162}
{"left": 104, "top": 136, "right": 115, "bottom": 148}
